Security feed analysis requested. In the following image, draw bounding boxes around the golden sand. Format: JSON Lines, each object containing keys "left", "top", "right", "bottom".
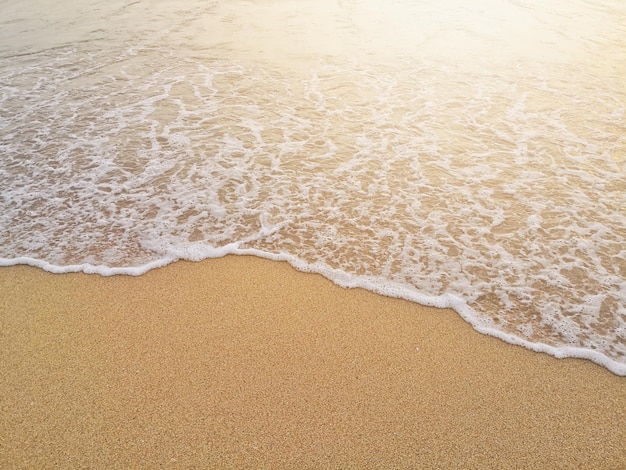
{"left": 1, "top": 255, "right": 625, "bottom": 468}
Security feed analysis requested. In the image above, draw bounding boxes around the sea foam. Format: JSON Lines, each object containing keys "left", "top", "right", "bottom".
{"left": 1, "top": 0, "right": 625, "bottom": 376}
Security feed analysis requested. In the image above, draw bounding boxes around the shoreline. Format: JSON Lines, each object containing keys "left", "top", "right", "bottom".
{"left": 1, "top": 255, "right": 625, "bottom": 467}
{"left": 3, "top": 252, "right": 624, "bottom": 376}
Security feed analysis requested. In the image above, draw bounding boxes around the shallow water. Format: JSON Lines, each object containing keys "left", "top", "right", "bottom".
{"left": 1, "top": 0, "right": 625, "bottom": 374}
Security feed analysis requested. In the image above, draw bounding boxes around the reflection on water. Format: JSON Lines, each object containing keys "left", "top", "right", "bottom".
{"left": 1, "top": 0, "right": 625, "bottom": 374}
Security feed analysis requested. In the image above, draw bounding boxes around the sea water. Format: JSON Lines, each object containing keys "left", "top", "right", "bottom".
{"left": 1, "top": 0, "right": 625, "bottom": 375}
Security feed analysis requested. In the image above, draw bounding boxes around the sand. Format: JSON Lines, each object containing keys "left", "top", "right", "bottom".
{"left": 1, "top": 255, "right": 624, "bottom": 468}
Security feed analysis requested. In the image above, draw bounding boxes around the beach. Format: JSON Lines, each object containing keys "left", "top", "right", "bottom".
{"left": 1, "top": 255, "right": 624, "bottom": 468}
{"left": 2, "top": 1, "right": 625, "bottom": 467}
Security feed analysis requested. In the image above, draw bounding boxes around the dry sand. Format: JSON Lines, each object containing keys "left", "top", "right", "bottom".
{"left": 1, "top": 255, "right": 624, "bottom": 468}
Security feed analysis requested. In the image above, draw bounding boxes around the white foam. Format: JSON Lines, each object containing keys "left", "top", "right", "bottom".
{"left": 1, "top": 1, "right": 626, "bottom": 376}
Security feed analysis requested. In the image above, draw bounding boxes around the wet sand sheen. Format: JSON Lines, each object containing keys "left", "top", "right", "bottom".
{"left": 1, "top": 255, "right": 625, "bottom": 468}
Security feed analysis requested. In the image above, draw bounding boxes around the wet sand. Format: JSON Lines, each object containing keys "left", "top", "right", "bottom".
{"left": 1, "top": 255, "right": 625, "bottom": 468}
